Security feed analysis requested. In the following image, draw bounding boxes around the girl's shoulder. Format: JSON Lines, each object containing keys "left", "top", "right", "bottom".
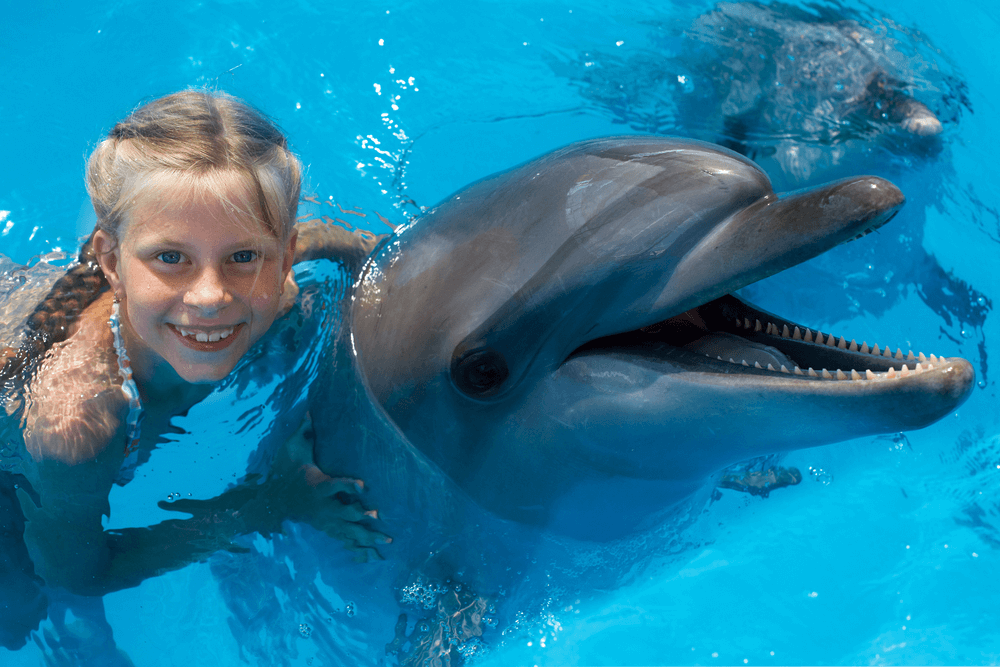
{"left": 23, "top": 291, "right": 128, "bottom": 466}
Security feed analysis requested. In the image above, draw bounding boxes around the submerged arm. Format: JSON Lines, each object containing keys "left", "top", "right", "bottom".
{"left": 19, "top": 422, "right": 382, "bottom": 597}
{"left": 16, "top": 298, "right": 266, "bottom": 596}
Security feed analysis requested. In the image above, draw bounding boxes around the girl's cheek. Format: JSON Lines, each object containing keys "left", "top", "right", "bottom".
{"left": 249, "top": 279, "right": 282, "bottom": 309}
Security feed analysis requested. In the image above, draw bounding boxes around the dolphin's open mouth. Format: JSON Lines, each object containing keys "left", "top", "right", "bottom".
{"left": 574, "top": 293, "right": 969, "bottom": 386}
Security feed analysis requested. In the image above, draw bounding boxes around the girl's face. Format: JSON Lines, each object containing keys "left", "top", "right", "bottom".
{"left": 95, "top": 186, "right": 296, "bottom": 385}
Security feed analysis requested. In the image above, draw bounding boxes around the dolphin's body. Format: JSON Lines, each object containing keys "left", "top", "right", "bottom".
{"left": 309, "top": 136, "right": 974, "bottom": 554}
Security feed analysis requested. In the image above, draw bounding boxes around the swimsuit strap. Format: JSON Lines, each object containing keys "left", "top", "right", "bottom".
{"left": 110, "top": 299, "right": 143, "bottom": 485}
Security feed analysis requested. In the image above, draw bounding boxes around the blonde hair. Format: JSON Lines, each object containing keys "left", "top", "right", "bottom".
{"left": 87, "top": 89, "right": 301, "bottom": 241}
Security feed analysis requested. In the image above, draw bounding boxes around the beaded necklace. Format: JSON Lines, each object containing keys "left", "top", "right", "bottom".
{"left": 110, "top": 298, "right": 143, "bottom": 484}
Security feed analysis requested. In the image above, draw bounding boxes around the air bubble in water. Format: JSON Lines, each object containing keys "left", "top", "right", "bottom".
{"left": 808, "top": 466, "right": 833, "bottom": 485}
{"left": 298, "top": 623, "right": 311, "bottom": 638}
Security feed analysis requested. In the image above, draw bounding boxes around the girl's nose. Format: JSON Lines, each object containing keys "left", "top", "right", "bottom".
{"left": 183, "top": 268, "right": 232, "bottom": 314}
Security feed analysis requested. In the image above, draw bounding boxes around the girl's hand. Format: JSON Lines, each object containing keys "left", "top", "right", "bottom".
{"left": 158, "top": 414, "right": 390, "bottom": 562}
{"left": 269, "top": 413, "right": 391, "bottom": 561}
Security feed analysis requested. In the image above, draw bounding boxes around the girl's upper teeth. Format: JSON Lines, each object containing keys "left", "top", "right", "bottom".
{"left": 178, "top": 327, "right": 234, "bottom": 342}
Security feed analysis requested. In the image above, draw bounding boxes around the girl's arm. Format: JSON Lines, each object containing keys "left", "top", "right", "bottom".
{"left": 14, "top": 300, "right": 246, "bottom": 595}
{"left": 155, "top": 414, "right": 389, "bottom": 565}
{"left": 16, "top": 299, "right": 252, "bottom": 596}
{"left": 18, "top": 412, "right": 381, "bottom": 595}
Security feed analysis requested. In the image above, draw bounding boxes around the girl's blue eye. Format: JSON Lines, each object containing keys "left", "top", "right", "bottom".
{"left": 232, "top": 250, "right": 257, "bottom": 263}
{"left": 157, "top": 251, "right": 182, "bottom": 264}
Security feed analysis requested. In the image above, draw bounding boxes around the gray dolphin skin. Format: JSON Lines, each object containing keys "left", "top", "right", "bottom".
{"left": 314, "top": 135, "right": 974, "bottom": 543}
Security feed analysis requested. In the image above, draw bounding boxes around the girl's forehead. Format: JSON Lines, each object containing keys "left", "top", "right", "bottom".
{"left": 123, "top": 175, "right": 272, "bottom": 241}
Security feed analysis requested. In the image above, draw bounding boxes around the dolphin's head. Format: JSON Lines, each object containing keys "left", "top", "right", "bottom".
{"left": 349, "top": 137, "right": 973, "bottom": 539}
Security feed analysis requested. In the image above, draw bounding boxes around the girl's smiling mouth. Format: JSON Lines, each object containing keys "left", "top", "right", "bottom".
{"left": 167, "top": 323, "right": 245, "bottom": 352}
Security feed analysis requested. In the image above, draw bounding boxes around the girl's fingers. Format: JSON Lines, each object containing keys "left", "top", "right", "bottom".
{"left": 337, "top": 521, "right": 392, "bottom": 548}
{"left": 317, "top": 499, "right": 368, "bottom": 523}
{"left": 313, "top": 477, "right": 365, "bottom": 496}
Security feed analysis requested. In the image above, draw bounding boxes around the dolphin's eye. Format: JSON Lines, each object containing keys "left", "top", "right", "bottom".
{"left": 452, "top": 347, "right": 509, "bottom": 397}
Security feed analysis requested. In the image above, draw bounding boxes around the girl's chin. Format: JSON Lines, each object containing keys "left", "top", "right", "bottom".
{"left": 168, "top": 355, "right": 243, "bottom": 384}
{"left": 177, "top": 368, "right": 234, "bottom": 384}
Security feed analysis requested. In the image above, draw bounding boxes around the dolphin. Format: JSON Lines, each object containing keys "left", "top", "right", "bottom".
{"left": 309, "top": 136, "right": 975, "bottom": 544}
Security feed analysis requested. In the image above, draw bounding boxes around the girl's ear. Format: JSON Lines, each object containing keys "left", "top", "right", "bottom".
{"left": 282, "top": 229, "right": 298, "bottom": 279}
{"left": 92, "top": 230, "right": 124, "bottom": 295}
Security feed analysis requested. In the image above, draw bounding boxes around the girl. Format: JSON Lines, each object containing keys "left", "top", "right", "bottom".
{"left": 1, "top": 90, "right": 384, "bottom": 600}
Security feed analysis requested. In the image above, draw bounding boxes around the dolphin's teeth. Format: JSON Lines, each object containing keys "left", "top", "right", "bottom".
{"left": 745, "top": 318, "right": 752, "bottom": 330}
{"left": 860, "top": 342, "right": 870, "bottom": 354}
{"left": 927, "top": 363, "right": 935, "bottom": 370}
{"left": 767, "top": 363, "right": 775, "bottom": 371}
{"left": 836, "top": 369, "right": 846, "bottom": 380}
{"left": 782, "top": 324, "right": 790, "bottom": 338}
{"left": 837, "top": 336, "right": 847, "bottom": 350}
{"left": 907, "top": 351, "right": 916, "bottom": 361}
{"left": 826, "top": 334, "right": 837, "bottom": 347}
{"left": 718, "top": 356, "right": 724, "bottom": 361}
{"left": 822, "top": 369, "right": 832, "bottom": 379}
{"left": 918, "top": 352, "right": 927, "bottom": 362}
{"left": 849, "top": 339, "right": 858, "bottom": 352}
{"left": 804, "top": 328, "right": 814, "bottom": 343}
{"left": 755, "top": 361, "right": 763, "bottom": 369}
{"left": 765, "top": 322, "right": 772, "bottom": 334}
{"left": 886, "top": 367, "right": 896, "bottom": 378}
{"left": 872, "top": 344, "right": 880, "bottom": 356}
{"left": 736, "top": 318, "right": 742, "bottom": 329}
{"left": 730, "top": 358, "right": 736, "bottom": 364}
{"left": 883, "top": 346, "right": 893, "bottom": 358}
{"left": 895, "top": 348, "right": 904, "bottom": 360}
{"left": 930, "top": 354, "right": 939, "bottom": 363}
{"left": 754, "top": 319, "right": 762, "bottom": 332}
{"left": 915, "top": 363, "right": 924, "bottom": 373}
{"left": 850, "top": 369, "right": 860, "bottom": 380}
{"left": 743, "top": 360, "right": 750, "bottom": 367}
{"left": 780, "top": 364, "right": 789, "bottom": 373}
{"left": 793, "top": 326, "right": 802, "bottom": 340}
{"left": 808, "top": 368, "right": 818, "bottom": 377}
{"left": 900, "top": 364, "right": 910, "bottom": 377}
{"left": 866, "top": 369, "right": 876, "bottom": 380}
{"left": 793, "top": 366, "right": 803, "bottom": 375}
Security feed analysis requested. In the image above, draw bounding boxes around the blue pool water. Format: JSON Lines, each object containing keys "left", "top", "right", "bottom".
{"left": 2, "top": 0, "right": 999, "bottom": 664}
